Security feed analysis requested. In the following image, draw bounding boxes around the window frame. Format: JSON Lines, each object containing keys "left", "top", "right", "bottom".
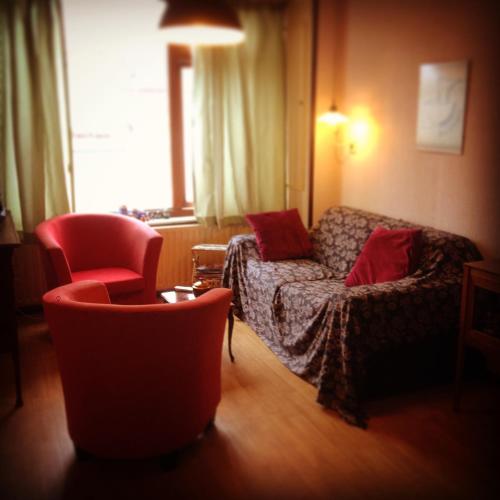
{"left": 168, "top": 45, "right": 194, "bottom": 217}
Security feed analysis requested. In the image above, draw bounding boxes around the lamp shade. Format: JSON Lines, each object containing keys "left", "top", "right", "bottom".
{"left": 159, "top": 0, "right": 245, "bottom": 46}
{"left": 318, "top": 105, "right": 349, "bottom": 126}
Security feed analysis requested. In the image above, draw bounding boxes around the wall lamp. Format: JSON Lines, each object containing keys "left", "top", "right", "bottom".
{"left": 318, "top": 104, "right": 355, "bottom": 156}
{"left": 318, "top": 105, "right": 375, "bottom": 157}
{"left": 159, "top": 0, "right": 245, "bottom": 46}
{"left": 318, "top": 105, "right": 349, "bottom": 127}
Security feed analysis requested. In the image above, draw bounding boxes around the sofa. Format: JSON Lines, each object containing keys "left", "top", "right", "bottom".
{"left": 223, "top": 206, "right": 481, "bottom": 426}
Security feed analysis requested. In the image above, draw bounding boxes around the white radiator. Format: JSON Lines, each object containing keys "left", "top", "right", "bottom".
{"left": 155, "top": 223, "right": 249, "bottom": 290}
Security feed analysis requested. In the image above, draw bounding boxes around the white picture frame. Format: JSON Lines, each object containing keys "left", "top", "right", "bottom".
{"left": 416, "top": 61, "right": 469, "bottom": 154}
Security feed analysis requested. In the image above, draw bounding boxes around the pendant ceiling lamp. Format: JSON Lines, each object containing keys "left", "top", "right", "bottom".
{"left": 159, "top": 0, "right": 245, "bottom": 46}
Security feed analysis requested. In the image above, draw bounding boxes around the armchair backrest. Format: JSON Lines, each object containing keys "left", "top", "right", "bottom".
{"left": 43, "top": 280, "right": 232, "bottom": 458}
{"left": 36, "top": 213, "right": 161, "bottom": 271}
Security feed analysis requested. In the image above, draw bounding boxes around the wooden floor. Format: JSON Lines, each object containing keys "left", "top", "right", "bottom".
{"left": 1, "top": 313, "right": 499, "bottom": 500}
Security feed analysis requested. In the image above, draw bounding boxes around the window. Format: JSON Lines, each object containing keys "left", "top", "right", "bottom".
{"left": 63, "top": 0, "right": 194, "bottom": 217}
{"left": 168, "top": 46, "right": 194, "bottom": 216}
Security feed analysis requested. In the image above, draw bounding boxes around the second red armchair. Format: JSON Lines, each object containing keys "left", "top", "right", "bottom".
{"left": 35, "top": 213, "right": 163, "bottom": 304}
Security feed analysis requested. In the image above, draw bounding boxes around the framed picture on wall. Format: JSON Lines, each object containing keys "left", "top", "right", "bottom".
{"left": 416, "top": 60, "right": 469, "bottom": 154}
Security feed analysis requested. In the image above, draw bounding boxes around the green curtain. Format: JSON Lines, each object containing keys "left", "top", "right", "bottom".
{"left": 0, "top": 0, "right": 72, "bottom": 233}
{"left": 192, "top": 7, "right": 286, "bottom": 227}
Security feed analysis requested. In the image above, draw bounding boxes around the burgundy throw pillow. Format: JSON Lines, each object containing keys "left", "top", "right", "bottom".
{"left": 345, "top": 226, "right": 422, "bottom": 287}
{"left": 245, "top": 209, "right": 313, "bottom": 261}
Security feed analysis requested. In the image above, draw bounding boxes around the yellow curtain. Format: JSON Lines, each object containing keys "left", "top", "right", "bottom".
{"left": 0, "top": 0, "right": 72, "bottom": 233}
{"left": 193, "top": 7, "right": 286, "bottom": 227}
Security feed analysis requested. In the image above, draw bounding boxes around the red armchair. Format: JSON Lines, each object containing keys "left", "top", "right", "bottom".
{"left": 35, "top": 213, "right": 163, "bottom": 304}
{"left": 42, "top": 280, "right": 232, "bottom": 459}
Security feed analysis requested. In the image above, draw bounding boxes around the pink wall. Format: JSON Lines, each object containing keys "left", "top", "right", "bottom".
{"left": 313, "top": 0, "right": 344, "bottom": 223}
{"left": 314, "top": 0, "right": 500, "bottom": 258}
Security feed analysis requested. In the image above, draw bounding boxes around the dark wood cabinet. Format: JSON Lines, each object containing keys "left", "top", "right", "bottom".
{"left": 0, "top": 211, "right": 23, "bottom": 407}
{"left": 454, "top": 259, "right": 500, "bottom": 410}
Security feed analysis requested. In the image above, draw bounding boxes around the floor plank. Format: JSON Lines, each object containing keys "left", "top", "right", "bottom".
{"left": 1, "top": 313, "right": 499, "bottom": 500}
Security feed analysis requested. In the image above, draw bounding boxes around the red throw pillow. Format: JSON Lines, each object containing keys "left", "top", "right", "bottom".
{"left": 245, "top": 209, "right": 313, "bottom": 261}
{"left": 345, "top": 226, "right": 422, "bottom": 287}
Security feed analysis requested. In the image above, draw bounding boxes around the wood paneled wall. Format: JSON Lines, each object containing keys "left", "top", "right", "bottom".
{"left": 13, "top": 243, "right": 46, "bottom": 307}
{"left": 155, "top": 223, "right": 250, "bottom": 290}
{"left": 285, "top": 0, "right": 313, "bottom": 225}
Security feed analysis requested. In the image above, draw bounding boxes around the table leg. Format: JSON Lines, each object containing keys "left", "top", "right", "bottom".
{"left": 227, "top": 304, "right": 235, "bottom": 363}
{"left": 0, "top": 246, "right": 23, "bottom": 408}
{"left": 12, "top": 336, "right": 23, "bottom": 408}
{"left": 454, "top": 266, "right": 473, "bottom": 412}
{"left": 453, "top": 338, "right": 465, "bottom": 412}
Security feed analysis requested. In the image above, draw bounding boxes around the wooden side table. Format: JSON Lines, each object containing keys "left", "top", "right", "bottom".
{"left": 191, "top": 243, "right": 228, "bottom": 287}
{"left": 454, "top": 259, "right": 500, "bottom": 410}
{"left": 161, "top": 288, "right": 235, "bottom": 363}
{"left": 0, "top": 211, "right": 23, "bottom": 407}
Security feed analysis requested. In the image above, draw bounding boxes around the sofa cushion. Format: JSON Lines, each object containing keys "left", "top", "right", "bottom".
{"left": 245, "top": 209, "right": 313, "bottom": 261}
{"left": 247, "top": 258, "right": 334, "bottom": 290}
{"left": 345, "top": 226, "right": 422, "bottom": 287}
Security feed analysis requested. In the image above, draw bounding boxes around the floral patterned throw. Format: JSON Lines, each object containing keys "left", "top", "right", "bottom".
{"left": 223, "top": 206, "right": 481, "bottom": 427}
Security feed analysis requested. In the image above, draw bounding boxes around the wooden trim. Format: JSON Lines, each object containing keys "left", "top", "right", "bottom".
{"left": 168, "top": 45, "right": 194, "bottom": 216}
{"left": 56, "top": 0, "right": 76, "bottom": 212}
{"left": 307, "top": 0, "right": 319, "bottom": 228}
{"left": 168, "top": 206, "right": 195, "bottom": 218}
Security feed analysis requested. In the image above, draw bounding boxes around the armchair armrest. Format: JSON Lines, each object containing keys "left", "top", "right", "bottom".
{"left": 35, "top": 225, "right": 72, "bottom": 289}
{"left": 119, "top": 221, "right": 163, "bottom": 303}
{"left": 44, "top": 280, "right": 111, "bottom": 307}
{"left": 119, "top": 222, "right": 163, "bottom": 274}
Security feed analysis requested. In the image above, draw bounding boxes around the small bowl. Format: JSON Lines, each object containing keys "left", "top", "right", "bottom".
{"left": 192, "top": 281, "right": 212, "bottom": 297}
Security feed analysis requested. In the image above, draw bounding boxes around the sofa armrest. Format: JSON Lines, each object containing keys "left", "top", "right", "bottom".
{"left": 343, "top": 274, "right": 463, "bottom": 344}
{"left": 222, "top": 234, "right": 260, "bottom": 318}
{"left": 346, "top": 273, "right": 461, "bottom": 299}
{"left": 223, "top": 234, "right": 259, "bottom": 280}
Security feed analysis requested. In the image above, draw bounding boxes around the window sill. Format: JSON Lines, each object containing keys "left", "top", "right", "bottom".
{"left": 147, "top": 215, "right": 197, "bottom": 227}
